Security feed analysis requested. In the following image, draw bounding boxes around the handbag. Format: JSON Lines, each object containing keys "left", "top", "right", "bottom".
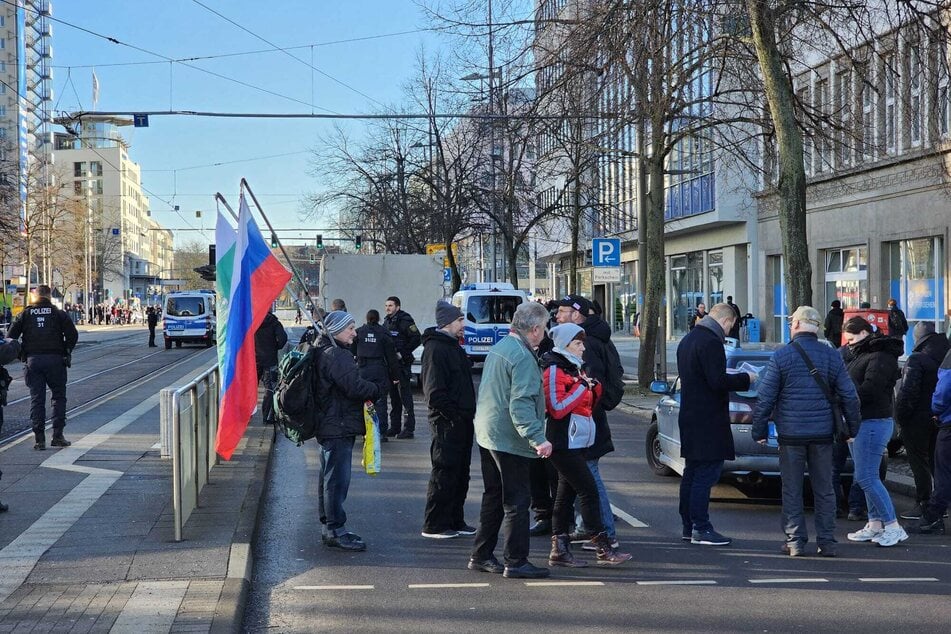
{"left": 790, "top": 341, "right": 851, "bottom": 442}
{"left": 567, "top": 412, "right": 596, "bottom": 450}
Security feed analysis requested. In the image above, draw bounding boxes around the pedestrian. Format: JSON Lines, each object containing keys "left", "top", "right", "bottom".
{"left": 331, "top": 298, "right": 348, "bottom": 312}
{"left": 420, "top": 301, "right": 477, "bottom": 540}
{"left": 314, "top": 310, "right": 385, "bottom": 552}
{"left": 146, "top": 306, "right": 159, "bottom": 347}
{"left": 295, "top": 307, "right": 302, "bottom": 325}
{"left": 841, "top": 316, "right": 908, "bottom": 547}
{"left": 383, "top": 296, "right": 421, "bottom": 439}
{"left": 0, "top": 333, "right": 21, "bottom": 513}
{"left": 7, "top": 285, "right": 79, "bottom": 451}
{"left": 254, "top": 308, "right": 288, "bottom": 425}
{"left": 726, "top": 296, "right": 742, "bottom": 339}
{"left": 555, "top": 295, "right": 627, "bottom": 550}
{"left": 908, "top": 346, "right": 951, "bottom": 534}
{"left": 676, "top": 302, "right": 753, "bottom": 546}
{"left": 752, "top": 306, "right": 861, "bottom": 556}
{"left": 688, "top": 303, "right": 707, "bottom": 331}
{"left": 823, "top": 300, "right": 844, "bottom": 346}
{"left": 468, "top": 301, "right": 553, "bottom": 579}
{"left": 541, "top": 323, "right": 631, "bottom": 566}
{"left": 895, "top": 321, "right": 950, "bottom": 521}
{"left": 886, "top": 298, "right": 909, "bottom": 340}
{"left": 353, "top": 309, "right": 400, "bottom": 443}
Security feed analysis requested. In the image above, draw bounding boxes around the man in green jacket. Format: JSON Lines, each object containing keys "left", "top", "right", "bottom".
{"left": 468, "top": 301, "right": 554, "bottom": 579}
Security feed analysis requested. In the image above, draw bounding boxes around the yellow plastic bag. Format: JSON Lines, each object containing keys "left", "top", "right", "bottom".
{"left": 362, "top": 402, "right": 381, "bottom": 476}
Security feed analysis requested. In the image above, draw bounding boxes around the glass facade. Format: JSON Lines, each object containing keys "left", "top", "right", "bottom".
{"left": 888, "top": 237, "right": 945, "bottom": 352}
{"left": 670, "top": 252, "right": 704, "bottom": 335}
{"left": 824, "top": 245, "right": 869, "bottom": 310}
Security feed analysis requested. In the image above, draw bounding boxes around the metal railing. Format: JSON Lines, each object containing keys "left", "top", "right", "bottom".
{"left": 160, "top": 364, "right": 219, "bottom": 542}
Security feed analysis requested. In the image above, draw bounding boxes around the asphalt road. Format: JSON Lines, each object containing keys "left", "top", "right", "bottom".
{"left": 244, "top": 392, "right": 951, "bottom": 632}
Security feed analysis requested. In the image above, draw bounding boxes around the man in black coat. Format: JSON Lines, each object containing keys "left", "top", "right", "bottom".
{"left": 383, "top": 296, "right": 421, "bottom": 439}
{"left": 353, "top": 309, "right": 400, "bottom": 442}
{"left": 254, "top": 309, "right": 288, "bottom": 425}
{"left": 726, "top": 296, "right": 742, "bottom": 340}
{"left": 676, "top": 303, "right": 753, "bottom": 546}
{"left": 895, "top": 321, "right": 951, "bottom": 520}
{"left": 315, "top": 311, "right": 385, "bottom": 552}
{"left": 887, "top": 298, "right": 909, "bottom": 340}
{"left": 146, "top": 306, "right": 159, "bottom": 347}
{"left": 823, "top": 300, "right": 844, "bottom": 346}
{"left": 556, "top": 294, "right": 626, "bottom": 546}
{"left": 420, "top": 301, "right": 477, "bottom": 539}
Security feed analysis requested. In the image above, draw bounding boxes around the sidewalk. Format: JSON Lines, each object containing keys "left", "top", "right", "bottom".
{"left": 0, "top": 364, "right": 273, "bottom": 632}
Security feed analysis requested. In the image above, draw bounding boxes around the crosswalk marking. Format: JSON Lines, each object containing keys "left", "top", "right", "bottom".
{"left": 294, "top": 585, "right": 375, "bottom": 590}
{"left": 858, "top": 577, "right": 938, "bottom": 583}
{"left": 408, "top": 583, "right": 492, "bottom": 589}
{"left": 749, "top": 578, "right": 828, "bottom": 584}
{"left": 611, "top": 504, "right": 648, "bottom": 528}
{"left": 636, "top": 580, "right": 717, "bottom": 586}
{"left": 524, "top": 581, "right": 606, "bottom": 587}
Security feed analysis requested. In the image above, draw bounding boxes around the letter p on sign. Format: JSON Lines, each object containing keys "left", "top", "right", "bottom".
{"left": 592, "top": 238, "right": 621, "bottom": 267}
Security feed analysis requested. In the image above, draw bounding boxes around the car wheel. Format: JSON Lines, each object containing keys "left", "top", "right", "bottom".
{"left": 175, "top": 341, "right": 182, "bottom": 348}
{"left": 164, "top": 339, "right": 172, "bottom": 350}
{"left": 646, "top": 420, "right": 676, "bottom": 477}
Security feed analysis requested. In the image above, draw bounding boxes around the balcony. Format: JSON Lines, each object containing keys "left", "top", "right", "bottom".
{"left": 665, "top": 173, "right": 715, "bottom": 221}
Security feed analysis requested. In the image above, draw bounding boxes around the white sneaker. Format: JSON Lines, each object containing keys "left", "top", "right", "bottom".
{"left": 847, "top": 524, "right": 884, "bottom": 542}
{"left": 875, "top": 525, "right": 909, "bottom": 547}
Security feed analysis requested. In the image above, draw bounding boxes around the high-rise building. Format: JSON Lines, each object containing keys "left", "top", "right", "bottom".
{"left": 54, "top": 115, "right": 173, "bottom": 304}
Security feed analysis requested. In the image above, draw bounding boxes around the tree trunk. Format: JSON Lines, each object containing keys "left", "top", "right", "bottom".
{"left": 446, "top": 238, "right": 461, "bottom": 294}
{"left": 568, "top": 167, "right": 582, "bottom": 294}
{"left": 745, "top": 0, "right": 812, "bottom": 311}
{"left": 637, "top": 155, "right": 667, "bottom": 387}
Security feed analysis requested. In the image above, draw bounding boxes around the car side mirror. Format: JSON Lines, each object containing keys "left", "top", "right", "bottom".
{"left": 649, "top": 380, "right": 671, "bottom": 395}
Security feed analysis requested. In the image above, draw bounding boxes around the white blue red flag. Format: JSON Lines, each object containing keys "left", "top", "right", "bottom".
{"left": 215, "top": 192, "right": 291, "bottom": 460}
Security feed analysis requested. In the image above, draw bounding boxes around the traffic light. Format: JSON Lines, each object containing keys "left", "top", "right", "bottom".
{"left": 270, "top": 233, "right": 278, "bottom": 248}
{"left": 316, "top": 234, "right": 324, "bottom": 249}
{"left": 355, "top": 234, "right": 363, "bottom": 249}
{"left": 309, "top": 252, "right": 316, "bottom": 264}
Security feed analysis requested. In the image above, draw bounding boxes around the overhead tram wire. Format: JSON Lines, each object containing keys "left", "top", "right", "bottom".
{"left": 69, "top": 109, "right": 619, "bottom": 122}
{"left": 190, "top": 0, "right": 387, "bottom": 109}
{"left": 3, "top": 0, "right": 339, "bottom": 115}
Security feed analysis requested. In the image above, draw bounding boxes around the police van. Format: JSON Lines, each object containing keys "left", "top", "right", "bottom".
{"left": 451, "top": 283, "right": 528, "bottom": 361}
{"left": 163, "top": 290, "right": 216, "bottom": 349}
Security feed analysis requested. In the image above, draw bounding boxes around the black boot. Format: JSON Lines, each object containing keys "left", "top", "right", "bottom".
{"left": 51, "top": 435, "right": 71, "bottom": 448}
{"left": 0, "top": 501, "right": 8, "bottom": 513}
{"left": 529, "top": 518, "right": 552, "bottom": 536}
{"left": 548, "top": 534, "right": 587, "bottom": 568}
{"left": 593, "top": 532, "right": 632, "bottom": 566}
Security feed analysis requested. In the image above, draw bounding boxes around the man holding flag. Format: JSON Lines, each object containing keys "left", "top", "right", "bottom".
{"left": 215, "top": 192, "right": 291, "bottom": 460}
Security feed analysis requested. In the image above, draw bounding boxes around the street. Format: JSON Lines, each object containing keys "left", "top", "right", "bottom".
{"left": 244, "top": 392, "right": 951, "bottom": 632}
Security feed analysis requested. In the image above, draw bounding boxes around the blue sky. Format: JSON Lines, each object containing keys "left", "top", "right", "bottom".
{"left": 51, "top": 0, "right": 454, "bottom": 247}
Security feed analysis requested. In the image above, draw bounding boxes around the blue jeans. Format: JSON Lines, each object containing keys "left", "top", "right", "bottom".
{"left": 587, "top": 459, "right": 616, "bottom": 539}
{"left": 680, "top": 459, "right": 723, "bottom": 533}
{"left": 849, "top": 418, "right": 896, "bottom": 524}
{"left": 317, "top": 436, "right": 355, "bottom": 534}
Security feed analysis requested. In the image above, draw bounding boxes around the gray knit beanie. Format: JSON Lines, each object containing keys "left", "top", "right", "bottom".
{"left": 323, "top": 310, "right": 355, "bottom": 336}
{"left": 436, "top": 300, "right": 464, "bottom": 328}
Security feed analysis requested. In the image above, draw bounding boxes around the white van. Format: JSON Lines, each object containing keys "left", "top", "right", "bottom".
{"left": 451, "top": 283, "right": 528, "bottom": 361}
{"left": 163, "top": 290, "right": 216, "bottom": 349}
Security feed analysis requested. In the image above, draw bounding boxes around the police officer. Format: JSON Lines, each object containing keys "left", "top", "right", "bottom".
{"left": 383, "top": 296, "right": 421, "bottom": 439}
{"left": 146, "top": 305, "right": 159, "bottom": 347}
{"left": 8, "top": 285, "right": 79, "bottom": 450}
{"left": 353, "top": 309, "right": 400, "bottom": 442}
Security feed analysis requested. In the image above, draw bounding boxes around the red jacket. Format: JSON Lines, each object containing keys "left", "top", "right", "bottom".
{"left": 542, "top": 351, "right": 601, "bottom": 450}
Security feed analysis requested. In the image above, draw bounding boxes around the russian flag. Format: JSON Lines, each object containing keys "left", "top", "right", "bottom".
{"left": 215, "top": 193, "right": 291, "bottom": 460}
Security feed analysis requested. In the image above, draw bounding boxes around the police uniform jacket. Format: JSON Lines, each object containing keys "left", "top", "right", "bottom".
{"left": 353, "top": 323, "right": 400, "bottom": 383}
{"left": 383, "top": 309, "right": 421, "bottom": 365}
{"left": 8, "top": 299, "right": 78, "bottom": 357}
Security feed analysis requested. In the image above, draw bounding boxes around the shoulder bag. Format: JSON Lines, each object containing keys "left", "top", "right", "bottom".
{"left": 790, "top": 341, "right": 851, "bottom": 442}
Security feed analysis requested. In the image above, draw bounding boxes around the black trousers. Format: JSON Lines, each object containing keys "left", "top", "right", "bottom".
{"left": 925, "top": 426, "right": 951, "bottom": 521}
{"left": 471, "top": 447, "right": 533, "bottom": 566}
{"left": 358, "top": 361, "right": 389, "bottom": 435}
{"left": 256, "top": 365, "right": 277, "bottom": 424}
{"left": 901, "top": 419, "right": 938, "bottom": 504}
{"left": 148, "top": 325, "right": 156, "bottom": 346}
{"left": 549, "top": 449, "right": 603, "bottom": 536}
{"left": 388, "top": 364, "right": 415, "bottom": 433}
{"left": 529, "top": 457, "right": 558, "bottom": 521}
{"left": 25, "top": 354, "right": 67, "bottom": 440}
{"left": 423, "top": 417, "right": 474, "bottom": 532}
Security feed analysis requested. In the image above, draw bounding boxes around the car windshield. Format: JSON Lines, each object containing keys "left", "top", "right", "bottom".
{"left": 466, "top": 296, "right": 523, "bottom": 324}
{"left": 166, "top": 297, "right": 205, "bottom": 317}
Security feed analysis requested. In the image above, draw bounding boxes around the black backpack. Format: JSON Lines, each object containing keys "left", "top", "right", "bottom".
{"left": 273, "top": 339, "right": 324, "bottom": 445}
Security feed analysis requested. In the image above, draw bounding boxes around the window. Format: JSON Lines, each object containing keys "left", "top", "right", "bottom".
{"left": 910, "top": 46, "right": 922, "bottom": 146}
{"left": 861, "top": 65, "right": 874, "bottom": 159}
{"left": 73, "top": 181, "right": 83, "bottom": 195}
{"left": 837, "top": 69, "right": 852, "bottom": 167}
{"left": 90, "top": 161, "right": 102, "bottom": 176}
{"left": 165, "top": 297, "right": 206, "bottom": 317}
{"left": 0, "top": 105, "right": 6, "bottom": 117}
{"left": 883, "top": 53, "right": 897, "bottom": 153}
{"left": 941, "top": 84, "right": 950, "bottom": 137}
{"left": 464, "top": 295, "right": 523, "bottom": 325}
{"left": 0, "top": 128, "right": 5, "bottom": 139}
{"left": 0, "top": 84, "right": 5, "bottom": 95}
{"left": 815, "top": 78, "right": 829, "bottom": 172}
{"left": 73, "top": 162, "right": 86, "bottom": 177}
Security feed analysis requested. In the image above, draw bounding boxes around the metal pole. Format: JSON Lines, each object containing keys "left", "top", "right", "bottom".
{"left": 191, "top": 385, "right": 200, "bottom": 508}
{"left": 172, "top": 391, "right": 182, "bottom": 542}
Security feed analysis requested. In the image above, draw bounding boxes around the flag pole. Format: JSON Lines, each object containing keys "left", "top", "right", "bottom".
{"left": 232, "top": 179, "right": 335, "bottom": 346}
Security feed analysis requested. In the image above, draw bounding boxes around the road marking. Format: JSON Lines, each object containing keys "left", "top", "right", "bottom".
{"left": 0, "top": 395, "right": 160, "bottom": 605}
{"left": 524, "top": 581, "right": 606, "bottom": 587}
{"left": 635, "top": 580, "right": 717, "bottom": 586}
{"left": 294, "top": 585, "right": 375, "bottom": 591}
{"left": 408, "top": 583, "right": 492, "bottom": 589}
{"left": 749, "top": 578, "right": 829, "bottom": 584}
{"left": 858, "top": 577, "right": 939, "bottom": 583}
{"left": 110, "top": 581, "right": 189, "bottom": 633}
{"left": 611, "top": 504, "right": 648, "bottom": 528}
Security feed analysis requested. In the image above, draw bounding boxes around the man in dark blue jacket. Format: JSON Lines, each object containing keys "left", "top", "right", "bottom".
{"left": 752, "top": 306, "right": 860, "bottom": 557}
{"left": 911, "top": 347, "right": 951, "bottom": 534}
{"left": 315, "top": 311, "right": 385, "bottom": 551}
{"left": 677, "top": 303, "right": 753, "bottom": 546}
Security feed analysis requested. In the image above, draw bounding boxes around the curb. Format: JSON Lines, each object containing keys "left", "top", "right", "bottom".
{"left": 210, "top": 424, "right": 275, "bottom": 634}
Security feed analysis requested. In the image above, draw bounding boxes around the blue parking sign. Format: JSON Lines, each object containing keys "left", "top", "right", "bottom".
{"left": 592, "top": 238, "right": 621, "bottom": 267}
{"left": 443, "top": 268, "right": 452, "bottom": 282}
